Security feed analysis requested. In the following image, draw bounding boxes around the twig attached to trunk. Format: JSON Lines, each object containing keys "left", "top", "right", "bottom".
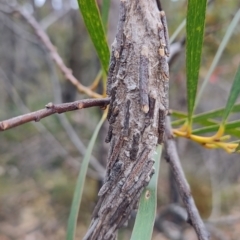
{"left": 0, "top": 98, "right": 110, "bottom": 131}
{"left": 164, "top": 116, "right": 209, "bottom": 240}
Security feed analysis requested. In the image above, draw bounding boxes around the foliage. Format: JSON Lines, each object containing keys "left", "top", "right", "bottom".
{"left": 0, "top": 0, "right": 240, "bottom": 239}
{"left": 130, "top": 145, "right": 162, "bottom": 240}
{"left": 67, "top": 111, "right": 106, "bottom": 240}
{"left": 69, "top": 0, "right": 240, "bottom": 238}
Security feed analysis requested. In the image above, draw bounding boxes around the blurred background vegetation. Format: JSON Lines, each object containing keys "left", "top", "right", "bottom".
{"left": 0, "top": 0, "right": 240, "bottom": 239}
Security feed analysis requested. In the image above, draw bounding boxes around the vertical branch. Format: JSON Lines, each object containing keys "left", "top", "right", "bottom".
{"left": 164, "top": 116, "right": 209, "bottom": 240}
{"left": 84, "top": 0, "right": 169, "bottom": 238}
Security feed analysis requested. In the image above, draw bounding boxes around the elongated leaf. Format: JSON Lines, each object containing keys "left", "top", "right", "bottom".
{"left": 171, "top": 103, "right": 240, "bottom": 126}
{"left": 226, "top": 129, "right": 240, "bottom": 138}
{"left": 193, "top": 120, "right": 240, "bottom": 135}
{"left": 221, "top": 66, "right": 240, "bottom": 124}
{"left": 101, "top": 0, "right": 111, "bottom": 32}
{"left": 194, "top": 104, "right": 240, "bottom": 122}
{"left": 67, "top": 112, "right": 106, "bottom": 240}
{"left": 186, "top": 0, "right": 207, "bottom": 123}
{"left": 77, "top": 0, "right": 110, "bottom": 74}
{"left": 196, "top": 9, "right": 240, "bottom": 106}
{"left": 171, "top": 110, "right": 187, "bottom": 119}
{"left": 130, "top": 145, "right": 162, "bottom": 240}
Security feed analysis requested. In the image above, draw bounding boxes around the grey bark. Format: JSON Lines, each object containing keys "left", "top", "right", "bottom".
{"left": 164, "top": 117, "right": 209, "bottom": 240}
{"left": 84, "top": 0, "right": 169, "bottom": 239}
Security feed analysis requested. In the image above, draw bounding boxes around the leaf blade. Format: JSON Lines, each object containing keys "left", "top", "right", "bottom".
{"left": 192, "top": 120, "right": 240, "bottom": 136}
{"left": 77, "top": 0, "right": 110, "bottom": 74}
{"left": 171, "top": 103, "right": 240, "bottom": 127}
{"left": 66, "top": 112, "right": 106, "bottom": 240}
{"left": 221, "top": 66, "right": 240, "bottom": 124}
{"left": 196, "top": 9, "right": 240, "bottom": 106}
{"left": 186, "top": 0, "right": 207, "bottom": 123}
{"left": 130, "top": 145, "right": 162, "bottom": 240}
{"left": 101, "top": 0, "right": 111, "bottom": 32}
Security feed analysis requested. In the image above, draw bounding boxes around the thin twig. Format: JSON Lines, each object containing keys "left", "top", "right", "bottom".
{"left": 0, "top": 98, "right": 110, "bottom": 131}
{"left": 0, "top": 68, "right": 102, "bottom": 180}
{"left": 0, "top": 3, "right": 102, "bottom": 98}
{"left": 164, "top": 116, "right": 209, "bottom": 240}
{"left": 47, "top": 55, "right": 105, "bottom": 176}
{"left": 39, "top": 5, "right": 71, "bottom": 30}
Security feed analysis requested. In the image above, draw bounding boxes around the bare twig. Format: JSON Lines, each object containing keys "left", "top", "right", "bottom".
{"left": 0, "top": 98, "right": 110, "bottom": 131}
{"left": 0, "top": 3, "right": 102, "bottom": 98}
{"left": 47, "top": 55, "right": 105, "bottom": 177}
{"left": 0, "top": 11, "right": 40, "bottom": 45}
{"left": 164, "top": 116, "right": 209, "bottom": 240}
{"left": 39, "top": 5, "right": 71, "bottom": 30}
{"left": 0, "top": 68, "right": 102, "bottom": 180}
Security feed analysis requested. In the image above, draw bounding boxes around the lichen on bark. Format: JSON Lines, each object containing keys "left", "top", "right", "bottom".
{"left": 84, "top": 0, "right": 169, "bottom": 239}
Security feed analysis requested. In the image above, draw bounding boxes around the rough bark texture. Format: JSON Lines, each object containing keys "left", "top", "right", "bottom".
{"left": 84, "top": 0, "right": 169, "bottom": 239}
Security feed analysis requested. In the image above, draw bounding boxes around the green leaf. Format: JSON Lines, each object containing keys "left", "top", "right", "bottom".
{"left": 193, "top": 104, "right": 240, "bottom": 122}
{"left": 171, "top": 103, "right": 240, "bottom": 127}
{"left": 221, "top": 66, "right": 240, "bottom": 124}
{"left": 130, "top": 145, "right": 162, "bottom": 240}
{"left": 77, "top": 0, "right": 110, "bottom": 74}
{"left": 186, "top": 0, "right": 207, "bottom": 123}
{"left": 171, "top": 110, "right": 187, "bottom": 119}
{"left": 192, "top": 120, "right": 240, "bottom": 136}
{"left": 66, "top": 113, "right": 106, "bottom": 240}
{"left": 196, "top": 9, "right": 240, "bottom": 106}
{"left": 101, "top": 0, "right": 111, "bottom": 32}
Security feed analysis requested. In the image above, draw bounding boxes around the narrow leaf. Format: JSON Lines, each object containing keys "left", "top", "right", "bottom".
{"left": 66, "top": 112, "right": 106, "bottom": 240}
{"left": 171, "top": 103, "right": 240, "bottom": 126}
{"left": 221, "top": 66, "right": 240, "bottom": 124}
{"left": 196, "top": 8, "right": 240, "bottom": 106}
{"left": 101, "top": 0, "right": 111, "bottom": 32}
{"left": 77, "top": 0, "right": 110, "bottom": 74}
{"left": 194, "top": 104, "right": 240, "bottom": 122}
{"left": 130, "top": 145, "right": 162, "bottom": 240}
{"left": 192, "top": 120, "right": 240, "bottom": 135}
{"left": 186, "top": 0, "right": 207, "bottom": 123}
{"left": 171, "top": 110, "right": 187, "bottom": 119}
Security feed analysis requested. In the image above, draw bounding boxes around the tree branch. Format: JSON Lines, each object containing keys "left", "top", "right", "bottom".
{"left": 0, "top": 2, "right": 102, "bottom": 99}
{"left": 46, "top": 55, "right": 105, "bottom": 176}
{"left": 0, "top": 98, "right": 110, "bottom": 131}
{"left": 0, "top": 67, "right": 104, "bottom": 180}
{"left": 164, "top": 116, "right": 209, "bottom": 240}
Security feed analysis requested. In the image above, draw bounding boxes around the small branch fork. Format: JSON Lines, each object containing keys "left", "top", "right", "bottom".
{"left": 164, "top": 116, "right": 209, "bottom": 240}
{"left": 0, "top": 98, "right": 110, "bottom": 131}
{"left": 0, "top": 3, "right": 101, "bottom": 99}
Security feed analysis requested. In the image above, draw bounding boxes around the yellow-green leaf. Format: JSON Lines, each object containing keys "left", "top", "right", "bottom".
{"left": 221, "top": 66, "right": 240, "bottom": 124}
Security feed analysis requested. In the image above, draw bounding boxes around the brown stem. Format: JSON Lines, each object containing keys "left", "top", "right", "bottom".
{"left": 0, "top": 98, "right": 110, "bottom": 131}
{"left": 164, "top": 116, "right": 209, "bottom": 240}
